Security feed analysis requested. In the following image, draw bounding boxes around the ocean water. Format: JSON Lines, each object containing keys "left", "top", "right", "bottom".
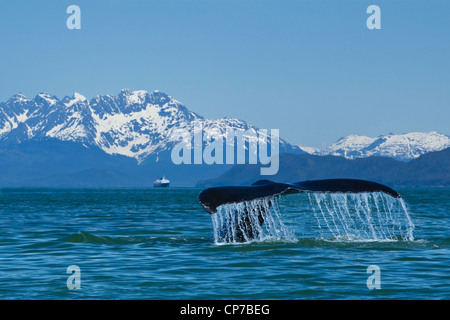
{"left": 0, "top": 188, "right": 448, "bottom": 300}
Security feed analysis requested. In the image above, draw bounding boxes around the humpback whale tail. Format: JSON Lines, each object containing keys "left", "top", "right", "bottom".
{"left": 199, "top": 179, "right": 411, "bottom": 243}
{"left": 199, "top": 178, "right": 401, "bottom": 214}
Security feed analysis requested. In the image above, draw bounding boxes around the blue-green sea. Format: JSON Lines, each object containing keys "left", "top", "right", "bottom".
{"left": 0, "top": 188, "right": 448, "bottom": 299}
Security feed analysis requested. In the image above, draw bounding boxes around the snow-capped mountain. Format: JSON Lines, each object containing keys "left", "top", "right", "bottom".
{"left": 0, "top": 89, "right": 300, "bottom": 163}
{"left": 299, "top": 132, "right": 450, "bottom": 161}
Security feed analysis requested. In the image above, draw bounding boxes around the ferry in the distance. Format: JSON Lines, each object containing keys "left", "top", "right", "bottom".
{"left": 153, "top": 177, "right": 170, "bottom": 188}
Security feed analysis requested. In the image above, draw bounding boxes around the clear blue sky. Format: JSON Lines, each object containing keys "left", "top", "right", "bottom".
{"left": 1, "top": 0, "right": 449, "bottom": 148}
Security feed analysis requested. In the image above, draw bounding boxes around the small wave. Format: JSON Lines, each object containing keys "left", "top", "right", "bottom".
{"left": 64, "top": 231, "right": 210, "bottom": 246}
{"left": 295, "top": 237, "right": 431, "bottom": 249}
{"left": 213, "top": 236, "right": 298, "bottom": 246}
{"left": 65, "top": 231, "right": 148, "bottom": 244}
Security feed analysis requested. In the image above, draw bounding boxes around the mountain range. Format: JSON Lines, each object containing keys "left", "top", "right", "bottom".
{"left": 0, "top": 89, "right": 300, "bottom": 186}
{"left": 0, "top": 89, "right": 299, "bottom": 163}
{"left": 197, "top": 147, "right": 450, "bottom": 188}
{"left": 1, "top": 89, "right": 448, "bottom": 187}
{"left": 299, "top": 132, "right": 450, "bottom": 161}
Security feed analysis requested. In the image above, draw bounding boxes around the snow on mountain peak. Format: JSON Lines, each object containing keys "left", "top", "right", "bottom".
{"left": 8, "top": 93, "right": 29, "bottom": 103}
{"left": 298, "top": 145, "right": 320, "bottom": 154}
{"left": 120, "top": 89, "right": 148, "bottom": 105}
{"left": 73, "top": 92, "right": 87, "bottom": 101}
{"left": 300, "top": 132, "right": 450, "bottom": 161}
{"left": 0, "top": 89, "right": 299, "bottom": 163}
{"left": 63, "top": 92, "right": 88, "bottom": 107}
{"left": 35, "top": 93, "right": 58, "bottom": 106}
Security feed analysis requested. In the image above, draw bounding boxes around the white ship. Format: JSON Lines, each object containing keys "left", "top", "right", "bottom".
{"left": 153, "top": 177, "right": 170, "bottom": 188}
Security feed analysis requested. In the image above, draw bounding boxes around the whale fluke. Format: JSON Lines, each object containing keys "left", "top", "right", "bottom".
{"left": 199, "top": 179, "right": 401, "bottom": 214}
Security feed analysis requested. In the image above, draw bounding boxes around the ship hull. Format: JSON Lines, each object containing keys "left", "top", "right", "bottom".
{"left": 153, "top": 182, "right": 170, "bottom": 188}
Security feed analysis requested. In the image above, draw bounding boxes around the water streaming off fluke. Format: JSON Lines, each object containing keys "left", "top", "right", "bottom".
{"left": 211, "top": 192, "right": 415, "bottom": 244}
{"left": 211, "top": 196, "right": 295, "bottom": 244}
{"left": 308, "top": 192, "right": 415, "bottom": 241}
